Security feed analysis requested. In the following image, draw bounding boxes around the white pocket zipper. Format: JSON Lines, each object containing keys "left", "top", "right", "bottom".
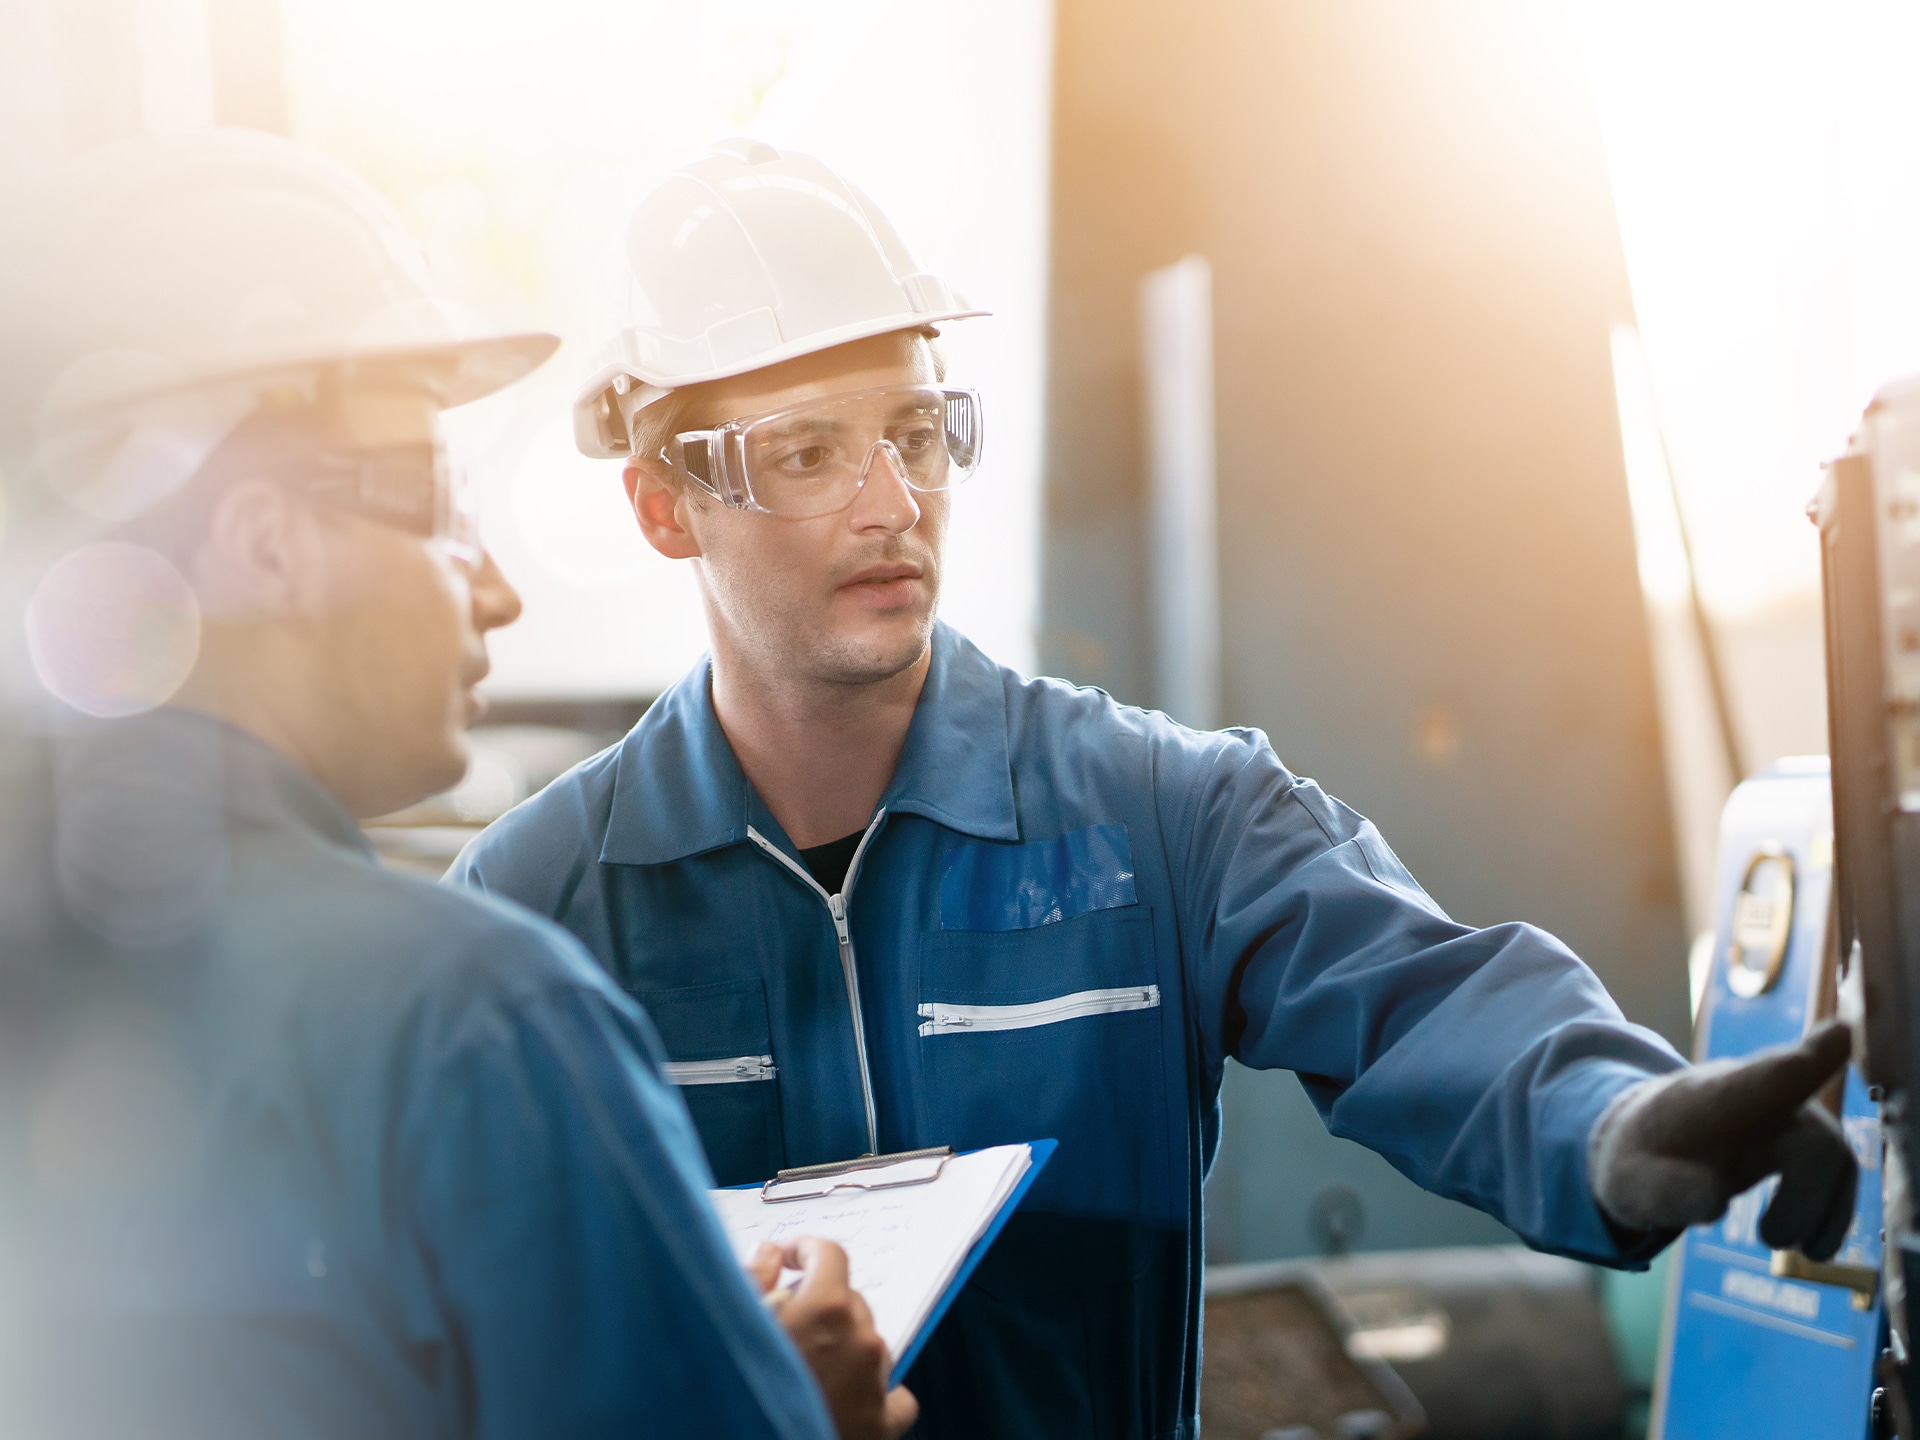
{"left": 916, "top": 985, "right": 1160, "bottom": 1037}
{"left": 663, "top": 1055, "right": 778, "bottom": 1085}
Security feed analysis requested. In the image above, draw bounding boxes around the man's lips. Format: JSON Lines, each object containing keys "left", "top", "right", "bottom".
{"left": 837, "top": 562, "right": 925, "bottom": 607}
{"left": 462, "top": 660, "right": 490, "bottom": 722}
{"left": 840, "top": 562, "right": 923, "bottom": 587}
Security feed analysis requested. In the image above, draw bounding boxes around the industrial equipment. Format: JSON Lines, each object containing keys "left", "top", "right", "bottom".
{"left": 1652, "top": 376, "right": 1920, "bottom": 1436}
{"left": 1810, "top": 379, "right": 1920, "bottom": 1437}
{"left": 1207, "top": 1247, "right": 1626, "bottom": 1440}
{"left": 1651, "top": 759, "right": 1883, "bottom": 1437}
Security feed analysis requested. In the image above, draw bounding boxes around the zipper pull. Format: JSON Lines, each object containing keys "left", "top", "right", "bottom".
{"left": 828, "top": 892, "right": 852, "bottom": 948}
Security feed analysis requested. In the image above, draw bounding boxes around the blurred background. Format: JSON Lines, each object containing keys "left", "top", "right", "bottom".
{"left": 10, "top": 0, "right": 1920, "bottom": 1434}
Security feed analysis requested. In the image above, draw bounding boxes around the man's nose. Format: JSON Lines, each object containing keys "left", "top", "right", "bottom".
{"left": 469, "top": 548, "right": 523, "bottom": 632}
{"left": 848, "top": 441, "right": 921, "bottom": 534}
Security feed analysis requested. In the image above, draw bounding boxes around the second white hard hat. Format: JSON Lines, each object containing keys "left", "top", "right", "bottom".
{"left": 573, "top": 138, "right": 987, "bottom": 459}
{"left": 10, "top": 129, "right": 558, "bottom": 424}
{"left": 1, "top": 127, "right": 559, "bottom": 520}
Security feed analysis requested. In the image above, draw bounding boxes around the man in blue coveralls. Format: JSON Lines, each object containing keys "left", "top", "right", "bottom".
{"left": 0, "top": 131, "right": 911, "bottom": 1440}
{"left": 454, "top": 140, "right": 1861, "bottom": 1439}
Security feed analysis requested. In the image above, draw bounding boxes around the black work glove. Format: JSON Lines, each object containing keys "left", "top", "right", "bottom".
{"left": 1587, "top": 1020, "right": 1859, "bottom": 1260}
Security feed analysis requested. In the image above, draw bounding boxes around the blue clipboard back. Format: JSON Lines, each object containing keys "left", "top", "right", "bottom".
{"left": 888, "top": 1137, "right": 1056, "bottom": 1384}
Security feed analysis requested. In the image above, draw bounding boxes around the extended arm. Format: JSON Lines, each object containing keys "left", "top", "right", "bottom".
{"left": 1181, "top": 732, "right": 1857, "bottom": 1262}
{"left": 1181, "top": 732, "right": 1686, "bottom": 1263}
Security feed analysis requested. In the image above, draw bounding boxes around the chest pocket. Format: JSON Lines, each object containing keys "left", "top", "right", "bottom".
{"left": 632, "top": 977, "right": 785, "bottom": 1185}
{"left": 918, "top": 826, "right": 1173, "bottom": 1221}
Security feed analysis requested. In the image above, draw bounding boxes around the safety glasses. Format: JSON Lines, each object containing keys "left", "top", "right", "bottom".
{"left": 293, "top": 441, "right": 482, "bottom": 566}
{"left": 661, "top": 385, "right": 984, "bottom": 518}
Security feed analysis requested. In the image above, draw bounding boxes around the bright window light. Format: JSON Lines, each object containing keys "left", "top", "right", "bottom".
{"left": 1571, "top": 0, "right": 1920, "bottom": 618}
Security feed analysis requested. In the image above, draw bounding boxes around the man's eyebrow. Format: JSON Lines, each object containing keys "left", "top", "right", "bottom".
{"left": 753, "top": 415, "right": 848, "bottom": 444}
{"left": 741, "top": 394, "right": 943, "bottom": 443}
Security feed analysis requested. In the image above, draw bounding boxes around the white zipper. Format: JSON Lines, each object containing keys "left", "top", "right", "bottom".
{"left": 917, "top": 984, "right": 1161, "bottom": 1037}
{"left": 663, "top": 1055, "right": 777, "bottom": 1085}
{"left": 747, "top": 812, "right": 886, "bottom": 1156}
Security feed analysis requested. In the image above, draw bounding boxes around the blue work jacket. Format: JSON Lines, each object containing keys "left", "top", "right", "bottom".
{"left": 5, "top": 711, "right": 834, "bottom": 1440}
{"left": 451, "top": 621, "right": 1686, "bottom": 1440}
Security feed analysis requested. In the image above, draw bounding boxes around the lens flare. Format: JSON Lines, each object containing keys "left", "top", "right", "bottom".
{"left": 24, "top": 542, "right": 201, "bottom": 717}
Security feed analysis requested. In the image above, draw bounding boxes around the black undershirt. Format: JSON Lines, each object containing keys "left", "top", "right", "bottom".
{"left": 798, "top": 830, "right": 864, "bottom": 895}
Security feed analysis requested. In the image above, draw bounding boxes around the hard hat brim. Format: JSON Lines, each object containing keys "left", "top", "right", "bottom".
{"left": 39, "top": 331, "right": 563, "bottom": 441}
{"left": 230, "top": 330, "right": 563, "bottom": 410}
{"left": 419, "top": 330, "right": 564, "bottom": 407}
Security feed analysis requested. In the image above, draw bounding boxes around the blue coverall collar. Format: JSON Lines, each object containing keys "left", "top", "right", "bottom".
{"left": 600, "top": 620, "right": 1019, "bottom": 867}
{"left": 885, "top": 622, "right": 1020, "bottom": 842}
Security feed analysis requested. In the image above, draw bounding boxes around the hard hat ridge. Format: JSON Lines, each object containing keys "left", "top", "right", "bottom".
{"left": 573, "top": 138, "right": 987, "bottom": 459}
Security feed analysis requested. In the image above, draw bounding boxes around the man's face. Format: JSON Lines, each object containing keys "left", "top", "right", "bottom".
{"left": 643, "top": 333, "right": 947, "bottom": 689}
{"left": 191, "top": 386, "right": 524, "bottom": 818}
{"left": 308, "top": 511, "right": 521, "bottom": 816}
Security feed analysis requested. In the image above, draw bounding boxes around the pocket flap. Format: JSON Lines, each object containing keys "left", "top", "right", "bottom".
{"left": 631, "top": 977, "right": 771, "bottom": 1061}
{"left": 939, "top": 823, "right": 1137, "bottom": 931}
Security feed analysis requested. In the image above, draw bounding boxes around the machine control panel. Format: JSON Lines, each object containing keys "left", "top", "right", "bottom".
{"left": 1653, "top": 763, "right": 1884, "bottom": 1440}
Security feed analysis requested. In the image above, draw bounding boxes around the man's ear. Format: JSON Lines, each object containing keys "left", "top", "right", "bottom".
{"left": 189, "top": 480, "right": 319, "bottom": 618}
{"left": 624, "top": 459, "right": 704, "bottom": 561}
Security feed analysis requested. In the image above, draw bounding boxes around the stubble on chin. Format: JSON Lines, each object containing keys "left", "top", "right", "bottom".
{"left": 824, "top": 544, "right": 940, "bottom": 684}
{"left": 807, "top": 613, "right": 936, "bottom": 688}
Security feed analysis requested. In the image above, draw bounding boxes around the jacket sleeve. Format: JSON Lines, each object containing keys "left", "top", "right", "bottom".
{"left": 401, "top": 936, "right": 836, "bottom": 1440}
{"left": 1175, "top": 728, "right": 1686, "bottom": 1266}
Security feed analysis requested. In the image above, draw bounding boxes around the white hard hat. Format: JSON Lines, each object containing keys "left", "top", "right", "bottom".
{"left": 1, "top": 128, "right": 558, "bottom": 485}
{"left": 573, "top": 138, "right": 987, "bottom": 459}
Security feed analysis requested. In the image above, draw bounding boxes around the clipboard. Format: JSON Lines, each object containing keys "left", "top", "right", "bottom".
{"left": 889, "top": 1138, "right": 1053, "bottom": 1381}
{"left": 760, "top": 1144, "right": 960, "bottom": 1202}
{"left": 718, "top": 1138, "right": 1056, "bottom": 1384}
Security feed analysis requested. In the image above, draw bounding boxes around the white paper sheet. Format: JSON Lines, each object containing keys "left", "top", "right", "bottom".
{"left": 709, "top": 1143, "right": 1032, "bottom": 1361}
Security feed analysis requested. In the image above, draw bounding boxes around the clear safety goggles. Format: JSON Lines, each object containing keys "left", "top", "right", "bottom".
{"left": 294, "top": 441, "right": 482, "bottom": 566}
{"left": 660, "top": 385, "right": 984, "bottom": 518}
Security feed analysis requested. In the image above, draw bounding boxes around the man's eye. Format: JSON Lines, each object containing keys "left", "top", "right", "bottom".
{"left": 776, "top": 444, "right": 834, "bottom": 475}
{"left": 892, "top": 425, "right": 940, "bottom": 456}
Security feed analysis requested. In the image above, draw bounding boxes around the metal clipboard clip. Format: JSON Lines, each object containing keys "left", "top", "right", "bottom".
{"left": 760, "top": 1145, "right": 956, "bottom": 1203}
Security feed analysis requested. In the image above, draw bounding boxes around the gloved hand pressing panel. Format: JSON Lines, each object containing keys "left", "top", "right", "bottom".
{"left": 1587, "top": 1020, "right": 1859, "bottom": 1260}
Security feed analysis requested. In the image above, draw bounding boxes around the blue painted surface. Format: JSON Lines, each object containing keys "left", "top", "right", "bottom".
{"left": 1655, "top": 761, "right": 1882, "bottom": 1440}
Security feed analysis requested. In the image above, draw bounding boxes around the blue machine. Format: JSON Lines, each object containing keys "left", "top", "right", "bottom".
{"left": 1653, "top": 759, "right": 1885, "bottom": 1439}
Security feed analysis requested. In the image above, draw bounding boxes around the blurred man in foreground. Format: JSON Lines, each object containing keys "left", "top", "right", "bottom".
{"left": 0, "top": 130, "right": 910, "bottom": 1440}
